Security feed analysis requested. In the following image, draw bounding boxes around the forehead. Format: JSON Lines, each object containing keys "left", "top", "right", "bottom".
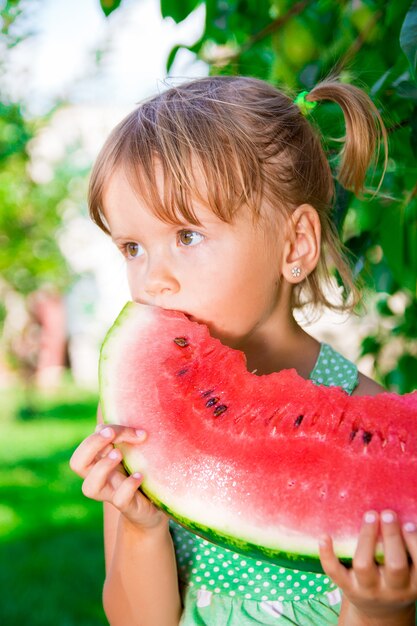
{"left": 102, "top": 166, "right": 229, "bottom": 231}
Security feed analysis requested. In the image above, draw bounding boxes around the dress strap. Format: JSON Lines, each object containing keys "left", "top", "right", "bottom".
{"left": 309, "top": 343, "right": 358, "bottom": 395}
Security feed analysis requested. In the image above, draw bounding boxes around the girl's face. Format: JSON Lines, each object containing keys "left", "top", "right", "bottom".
{"left": 103, "top": 168, "right": 286, "bottom": 348}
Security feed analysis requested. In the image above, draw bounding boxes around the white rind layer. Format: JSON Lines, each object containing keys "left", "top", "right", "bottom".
{"left": 100, "top": 303, "right": 155, "bottom": 424}
{"left": 119, "top": 440, "right": 358, "bottom": 560}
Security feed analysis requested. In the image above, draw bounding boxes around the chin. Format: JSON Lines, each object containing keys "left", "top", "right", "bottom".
{"left": 205, "top": 324, "right": 244, "bottom": 349}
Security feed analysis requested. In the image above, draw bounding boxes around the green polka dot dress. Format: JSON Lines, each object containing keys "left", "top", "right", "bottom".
{"left": 171, "top": 343, "right": 358, "bottom": 625}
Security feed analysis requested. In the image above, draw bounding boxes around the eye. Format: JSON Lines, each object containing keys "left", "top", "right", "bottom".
{"left": 123, "top": 242, "right": 143, "bottom": 259}
{"left": 178, "top": 229, "right": 204, "bottom": 247}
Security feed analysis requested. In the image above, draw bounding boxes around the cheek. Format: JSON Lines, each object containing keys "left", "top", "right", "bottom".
{"left": 126, "top": 265, "right": 139, "bottom": 299}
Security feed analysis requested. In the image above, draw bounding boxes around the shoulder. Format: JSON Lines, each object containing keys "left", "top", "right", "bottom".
{"left": 352, "top": 371, "right": 386, "bottom": 396}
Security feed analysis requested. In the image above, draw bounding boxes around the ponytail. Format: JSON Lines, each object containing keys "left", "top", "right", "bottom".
{"left": 305, "top": 79, "right": 388, "bottom": 195}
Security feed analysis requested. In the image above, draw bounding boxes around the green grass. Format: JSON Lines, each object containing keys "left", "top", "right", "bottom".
{"left": 0, "top": 385, "right": 107, "bottom": 626}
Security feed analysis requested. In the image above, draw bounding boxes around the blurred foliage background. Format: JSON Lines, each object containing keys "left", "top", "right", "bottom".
{"left": 1, "top": 0, "right": 416, "bottom": 624}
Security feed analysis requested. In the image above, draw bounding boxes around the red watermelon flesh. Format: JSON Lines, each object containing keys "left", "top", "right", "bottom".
{"left": 99, "top": 302, "right": 417, "bottom": 571}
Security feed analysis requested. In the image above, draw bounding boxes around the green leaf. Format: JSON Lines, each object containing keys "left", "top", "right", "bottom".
{"left": 160, "top": 0, "right": 201, "bottom": 24}
{"left": 395, "top": 79, "right": 417, "bottom": 101}
{"left": 400, "top": 0, "right": 417, "bottom": 81}
{"left": 100, "top": 0, "right": 123, "bottom": 17}
{"left": 166, "top": 44, "right": 183, "bottom": 72}
{"left": 360, "top": 335, "right": 381, "bottom": 357}
{"left": 375, "top": 297, "right": 392, "bottom": 317}
{"left": 379, "top": 200, "right": 417, "bottom": 294}
{"left": 370, "top": 67, "right": 396, "bottom": 97}
{"left": 410, "top": 106, "right": 417, "bottom": 157}
{"left": 385, "top": 353, "right": 417, "bottom": 393}
{"left": 344, "top": 231, "right": 373, "bottom": 278}
{"left": 166, "top": 37, "right": 205, "bottom": 72}
{"left": 332, "top": 182, "right": 353, "bottom": 235}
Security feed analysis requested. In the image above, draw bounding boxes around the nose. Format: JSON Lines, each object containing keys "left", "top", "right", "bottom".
{"left": 142, "top": 253, "right": 180, "bottom": 299}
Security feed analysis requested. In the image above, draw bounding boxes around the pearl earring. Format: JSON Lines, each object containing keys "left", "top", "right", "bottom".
{"left": 291, "top": 266, "right": 301, "bottom": 278}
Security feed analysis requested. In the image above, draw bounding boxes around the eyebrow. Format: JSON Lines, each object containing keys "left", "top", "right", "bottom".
{"left": 110, "top": 233, "right": 143, "bottom": 243}
{"left": 109, "top": 213, "right": 227, "bottom": 244}
{"left": 110, "top": 223, "right": 179, "bottom": 242}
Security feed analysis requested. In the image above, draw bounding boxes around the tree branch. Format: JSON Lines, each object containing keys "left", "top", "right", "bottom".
{"left": 212, "top": 0, "right": 314, "bottom": 65}
{"left": 332, "top": 9, "right": 383, "bottom": 75}
{"left": 387, "top": 118, "right": 412, "bottom": 134}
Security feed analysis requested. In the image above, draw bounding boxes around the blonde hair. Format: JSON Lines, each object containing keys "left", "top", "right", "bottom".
{"left": 89, "top": 75, "right": 387, "bottom": 312}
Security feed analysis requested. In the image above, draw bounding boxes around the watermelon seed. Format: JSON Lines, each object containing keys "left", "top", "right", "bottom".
{"left": 362, "top": 431, "right": 373, "bottom": 445}
{"left": 213, "top": 405, "right": 228, "bottom": 417}
{"left": 349, "top": 428, "right": 358, "bottom": 442}
{"left": 294, "top": 415, "right": 304, "bottom": 428}
{"left": 177, "top": 368, "right": 189, "bottom": 376}
{"left": 206, "top": 397, "right": 219, "bottom": 407}
{"left": 174, "top": 337, "right": 189, "bottom": 347}
{"left": 201, "top": 389, "right": 215, "bottom": 397}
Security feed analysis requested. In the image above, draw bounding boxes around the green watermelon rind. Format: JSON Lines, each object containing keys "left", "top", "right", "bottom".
{"left": 120, "top": 451, "right": 387, "bottom": 574}
{"left": 119, "top": 456, "right": 350, "bottom": 575}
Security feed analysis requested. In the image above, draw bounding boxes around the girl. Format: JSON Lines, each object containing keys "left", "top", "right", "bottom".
{"left": 70, "top": 75, "right": 417, "bottom": 626}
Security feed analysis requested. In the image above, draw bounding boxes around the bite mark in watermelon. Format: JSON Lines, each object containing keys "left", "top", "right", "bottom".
{"left": 99, "top": 302, "right": 417, "bottom": 572}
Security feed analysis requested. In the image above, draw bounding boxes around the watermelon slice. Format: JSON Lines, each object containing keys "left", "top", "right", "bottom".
{"left": 99, "top": 302, "right": 417, "bottom": 572}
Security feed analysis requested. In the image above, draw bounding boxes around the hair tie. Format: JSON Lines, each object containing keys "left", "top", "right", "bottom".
{"left": 294, "top": 90, "right": 317, "bottom": 116}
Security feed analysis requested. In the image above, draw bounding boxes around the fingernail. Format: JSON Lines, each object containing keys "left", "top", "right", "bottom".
{"left": 135, "top": 429, "right": 146, "bottom": 439}
{"left": 100, "top": 427, "right": 113, "bottom": 438}
{"left": 108, "top": 449, "right": 119, "bottom": 460}
{"left": 364, "top": 511, "right": 377, "bottom": 524}
{"left": 318, "top": 535, "right": 328, "bottom": 547}
{"left": 381, "top": 510, "right": 395, "bottom": 523}
{"left": 132, "top": 472, "right": 142, "bottom": 480}
{"left": 403, "top": 522, "right": 416, "bottom": 533}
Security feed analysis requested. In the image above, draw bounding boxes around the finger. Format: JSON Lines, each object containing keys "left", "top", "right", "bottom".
{"left": 319, "top": 535, "right": 351, "bottom": 590}
{"left": 96, "top": 424, "right": 147, "bottom": 445}
{"left": 70, "top": 427, "right": 117, "bottom": 477}
{"left": 402, "top": 522, "right": 417, "bottom": 587}
{"left": 70, "top": 427, "right": 146, "bottom": 478}
{"left": 351, "top": 511, "right": 380, "bottom": 589}
{"left": 381, "top": 510, "right": 410, "bottom": 589}
{"left": 112, "top": 472, "right": 144, "bottom": 512}
{"left": 81, "top": 448, "right": 125, "bottom": 500}
{"left": 403, "top": 522, "right": 417, "bottom": 564}
{"left": 94, "top": 426, "right": 146, "bottom": 461}
{"left": 94, "top": 442, "right": 115, "bottom": 461}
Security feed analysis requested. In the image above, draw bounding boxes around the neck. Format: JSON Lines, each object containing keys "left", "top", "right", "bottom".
{"left": 243, "top": 322, "right": 319, "bottom": 379}
{"left": 235, "top": 294, "right": 320, "bottom": 379}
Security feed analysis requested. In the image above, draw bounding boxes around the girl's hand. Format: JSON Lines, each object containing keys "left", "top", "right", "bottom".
{"left": 70, "top": 425, "right": 166, "bottom": 531}
{"left": 319, "top": 510, "right": 417, "bottom": 622}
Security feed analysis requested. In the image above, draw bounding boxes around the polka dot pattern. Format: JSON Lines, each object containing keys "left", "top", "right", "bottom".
{"left": 171, "top": 343, "right": 356, "bottom": 619}
{"left": 309, "top": 343, "right": 358, "bottom": 394}
{"left": 172, "top": 524, "right": 338, "bottom": 603}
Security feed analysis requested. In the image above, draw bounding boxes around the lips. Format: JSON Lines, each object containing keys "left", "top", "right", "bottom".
{"left": 135, "top": 300, "right": 200, "bottom": 325}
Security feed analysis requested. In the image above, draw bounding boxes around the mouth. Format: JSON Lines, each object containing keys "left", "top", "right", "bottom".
{"left": 182, "top": 312, "right": 198, "bottom": 323}
{"left": 134, "top": 301, "right": 200, "bottom": 324}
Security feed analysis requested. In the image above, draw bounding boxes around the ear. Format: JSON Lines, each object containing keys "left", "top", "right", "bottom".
{"left": 281, "top": 204, "right": 321, "bottom": 283}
